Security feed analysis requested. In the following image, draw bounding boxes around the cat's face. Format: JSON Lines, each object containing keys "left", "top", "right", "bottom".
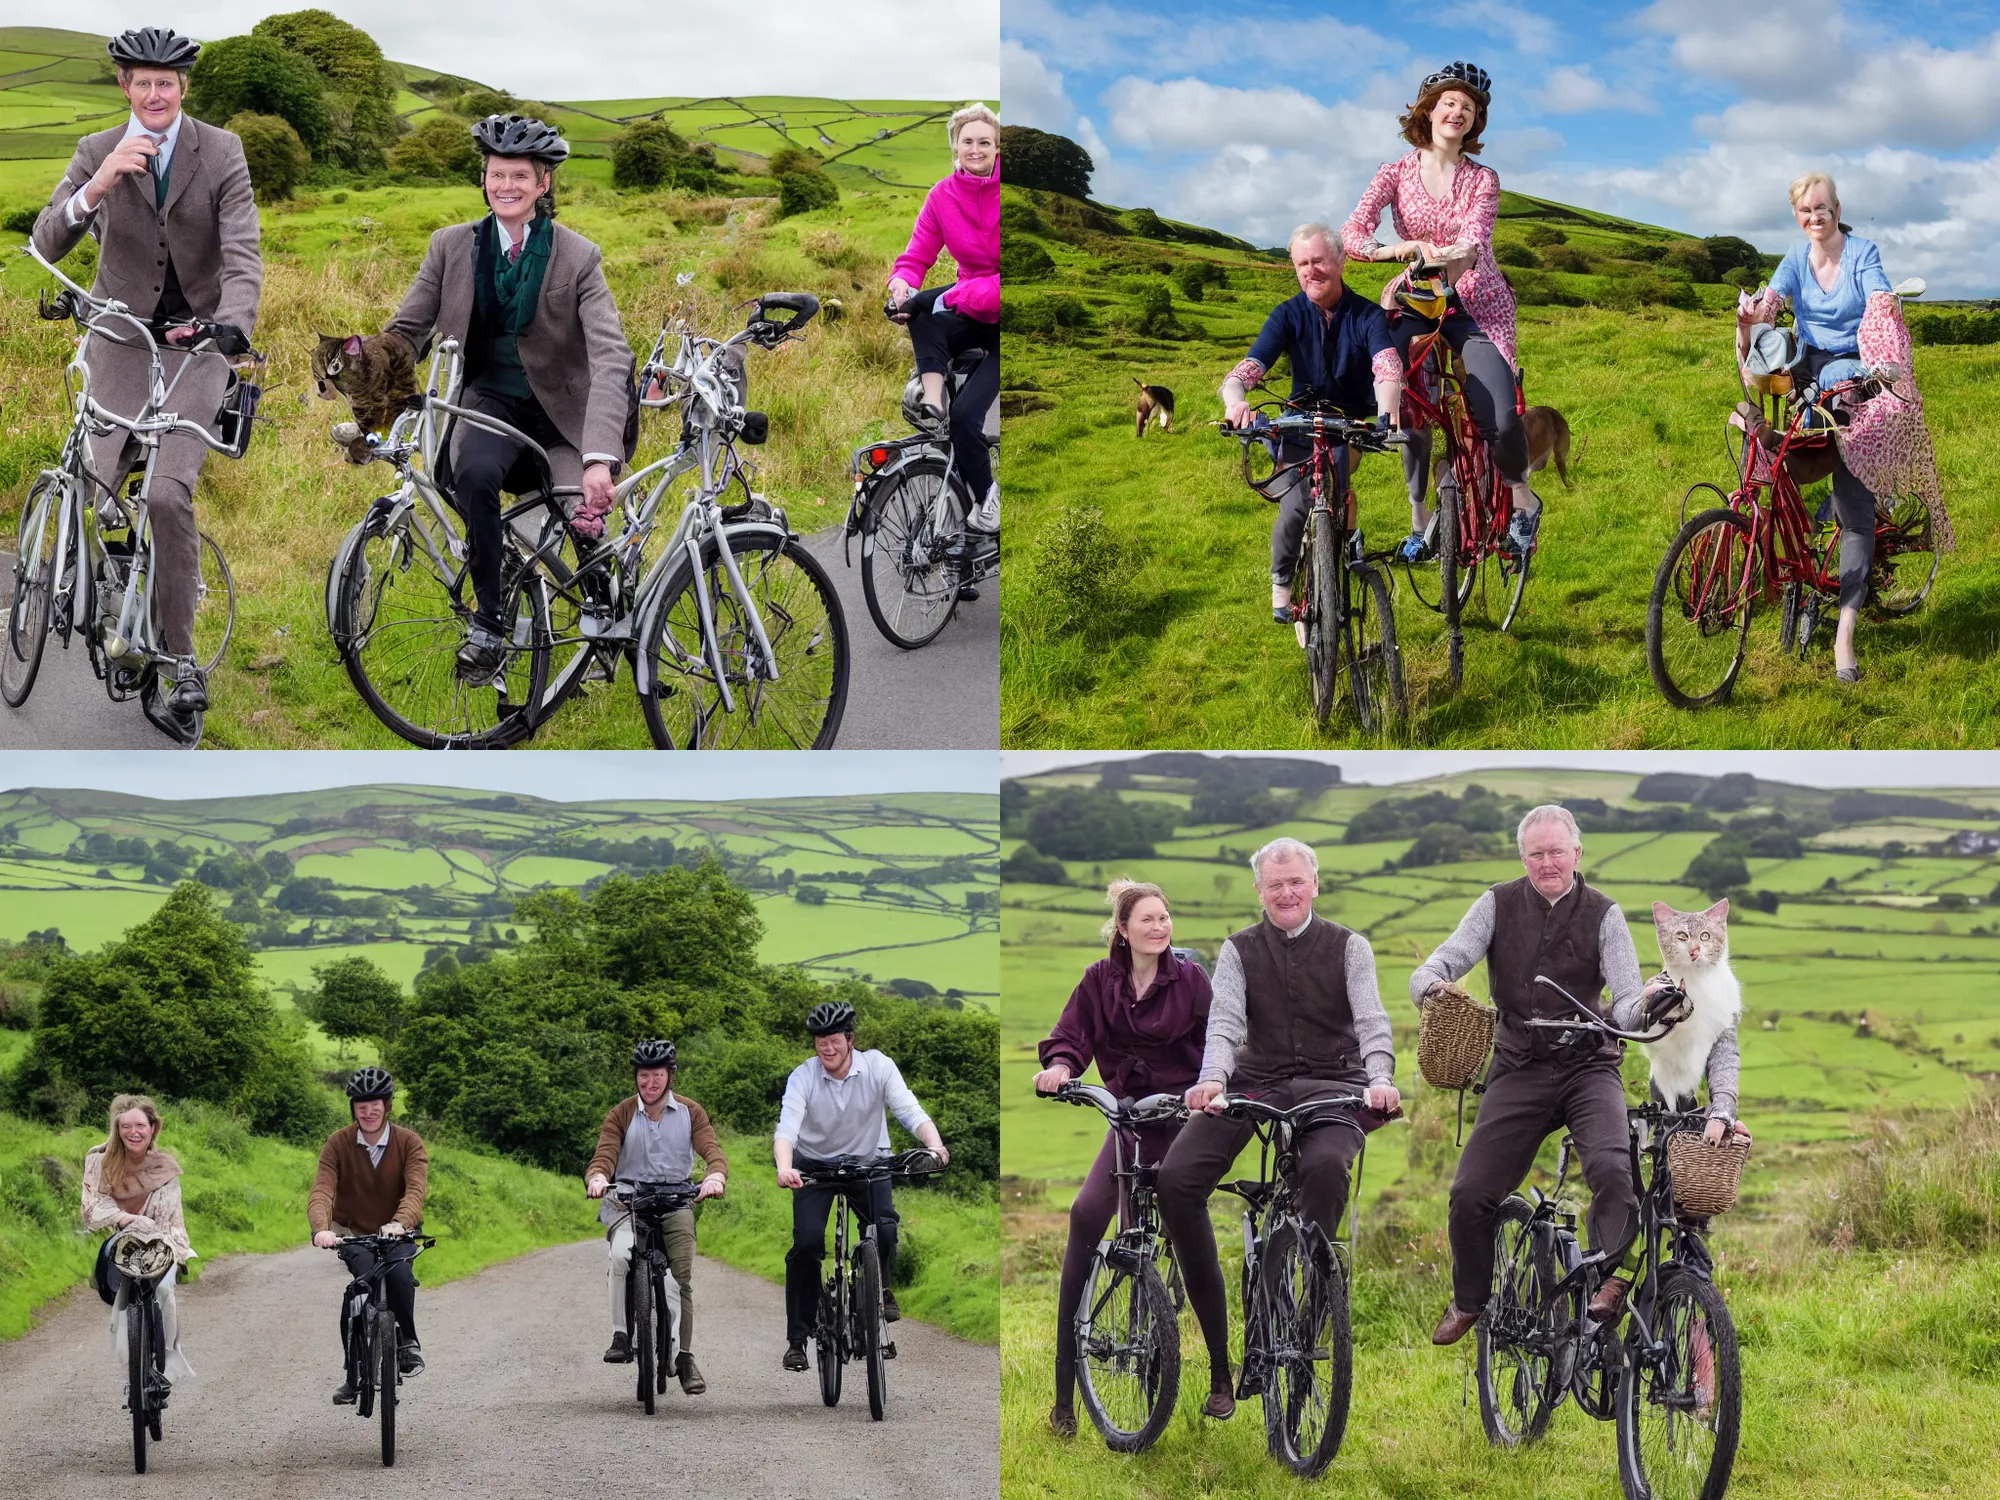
{"left": 312, "top": 333, "right": 367, "bottom": 401}
{"left": 1653, "top": 899, "right": 1729, "bottom": 971}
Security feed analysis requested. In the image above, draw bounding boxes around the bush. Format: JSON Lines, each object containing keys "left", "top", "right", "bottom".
{"left": 1000, "top": 199, "right": 1047, "bottom": 237}
{"left": 1000, "top": 235, "right": 1055, "bottom": 282}
{"left": 1540, "top": 243, "right": 1591, "bottom": 274}
{"left": 766, "top": 145, "right": 822, "bottom": 178}
{"left": 1523, "top": 224, "right": 1567, "bottom": 248}
{"left": 1664, "top": 240, "right": 1717, "bottom": 282}
{"left": 799, "top": 229, "right": 864, "bottom": 270}
{"left": 1723, "top": 265, "right": 1763, "bottom": 291}
{"left": 1119, "top": 279, "right": 1182, "bottom": 338}
{"left": 186, "top": 34, "right": 331, "bottom": 158}
{"left": 778, "top": 170, "right": 839, "bottom": 217}
{"left": 1173, "top": 260, "right": 1228, "bottom": 301}
{"left": 1024, "top": 787, "right": 1168, "bottom": 862}
{"left": 999, "top": 293, "right": 1096, "bottom": 338}
{"left": 250, "top": 9, "right": 400, "bottom": 169}
{"left": 1494, "top": 241, "right": 1540, "bottom": 268}
{"left": 226, "top": 111, "right": 310, "bottom": 200}
{"left": 611, "top": 119, "right": 723, "bottom": 192}
{"left": 1, "top": 206, "right": 37, "bottom": 235}
{"left": 1595, "top": 273, "right": 1698, "bottom": 312}
{"left": 452, "top": 88, "right": 518, "bottom": 119}
{"left": 300, "top": 954, "right": 403, "bottom": 1047}
{"left": 1030, "top": 505, "right": 1125, "bottom": 635}
{"left": 1683, "top": 836, "right": 1752, "bottom": 897}
{"left": 1001, "top": 126, "right": 1092, "bottom": 198}
{"left": 386, "top": 116, "right": 483, "bottom": 182}
{"left": 1000, "top": 844, "right": 1068, "bottom": 885}
{"left": 1701, "top": 235, "right": 1764, "bottom": 276}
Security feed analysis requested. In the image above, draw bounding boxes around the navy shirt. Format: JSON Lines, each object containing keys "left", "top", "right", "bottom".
{"left": 1243, "top": 285, "right": 1398, "bottom": 415}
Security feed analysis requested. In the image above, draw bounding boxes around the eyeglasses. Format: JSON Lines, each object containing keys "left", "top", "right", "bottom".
{"left": 1522, "top": 847, "right": 1574, "bottom": 863}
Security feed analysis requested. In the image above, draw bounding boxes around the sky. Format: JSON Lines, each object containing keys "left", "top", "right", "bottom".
{"left": 0, "top": 752, "right": 998, "bottom": 802}
{"left": 21, "top": 0, "right": 1000, "bottom": 101}
{"left": 1003, "top": 0, "right": 2000, "bottom": 295}
{"left": 1001, "top": 751, "right": 2000, "bottom": 790}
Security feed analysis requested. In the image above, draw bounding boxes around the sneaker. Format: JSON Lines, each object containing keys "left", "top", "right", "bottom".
{"left": 782, "top": 1342, "right": 809, "bottom": 1372}
{"left": 455, "top": 624, "right": 506, "bottom": 684}
{"left": 603, "top": 1330, "right": 632, "bottom": 1364}
{"left": 1506, "top": 505, "right": 1542, "bottom": 557}
{"left": 166, "top": 656, "right": 207, "bottom": 714}
{"left": 956, "top": 582, "right": 981, "bottom": 603}
{"left": 1398, "top": 529, "right": 1430, "bottom": 563}
{"left": 397, "top": 1340, "right": 424, "bottom": 1378}
{"left": 966, "top": 484, "right": 999, "bottom": 533}
{"left": 676, "top": 1352, "right": 706, "bottom": 1395}
{"left": 332, "top": 1380, "right": 357, "bottom": 1405}
{"left": 882, "top": 1291, "right": 902, "bottom": 1324}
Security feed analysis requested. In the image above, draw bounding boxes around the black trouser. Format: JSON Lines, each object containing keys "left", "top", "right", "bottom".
{"left": 451, "top": 385, "right": 566, "bottom": 632}
{"left": 1798, "top": 342, "right": 1879, "bottom": 612}
{"left": 337, "top": 1237, "right": 421, "bottom": 1349}
{"left": 1157, "top": 1075, "right": 1369, "bottom": 1385}
{"left": 1448, "top": 1053, "right": 1637, "bottom": 1313}
{"left": 784, "top": 1158, "right": 899, "bottom": 1345}
{"left": 905, "top": 286, "right": 998, "bottom": 501}
{"left": 1391, "top": 309, "right": 1526, "bottom": 486}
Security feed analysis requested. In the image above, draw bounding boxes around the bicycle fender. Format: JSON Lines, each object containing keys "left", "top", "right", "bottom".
{"left": 631, "top": 520, "right": 794, "bottom": 696}
{"left": 324, "top": 494, "right": 409, "bottom": 643}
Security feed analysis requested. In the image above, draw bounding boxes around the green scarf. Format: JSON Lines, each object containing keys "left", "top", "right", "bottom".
{"left": 490, "top": 213, "right": 553, "bottom": 335}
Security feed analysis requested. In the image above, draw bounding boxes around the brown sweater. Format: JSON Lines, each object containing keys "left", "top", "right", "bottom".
{"left": 586, "top": 1093, "right": 727, "bottom": 1187}
{"left": 308, "top": 1124, "right": 429, "bottom": 1235}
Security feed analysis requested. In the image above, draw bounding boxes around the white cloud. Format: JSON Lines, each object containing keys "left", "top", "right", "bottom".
{"left": 1699, "top": 33, "right": 2000, "bottom": 150}
{"left": 1537, "top": 64, "right": 1658, "bottom": 115}
{"left": 1440, "top": 1, "right": 1561, "bottom": 57}
{"left": 1638, "top": 0, "right": 1844, "bottom": 91}
{"left": 1001, "top": 40, "right": 1074, "bottom": 131}
{"left": 1100, "top": 75, "right": 1392, "bottom": 157}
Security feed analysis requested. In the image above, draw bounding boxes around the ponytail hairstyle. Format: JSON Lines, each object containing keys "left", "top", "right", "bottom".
{"left": 1099, "top": 878, "right": 1170, "bottom": 956}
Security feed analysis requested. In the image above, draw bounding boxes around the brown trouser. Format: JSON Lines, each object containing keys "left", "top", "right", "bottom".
{"left": 608, "top": 1206, "right": 697, "bottom": 1353}
{"left": 82, "top": 333, "right": 229, "bottom": 658}
{"left": 1448, "top": 1053, "right": 1637, "bottom": 1313}
{"left": 1157, "top": 1074, "right": 1370, "bottom": 1383}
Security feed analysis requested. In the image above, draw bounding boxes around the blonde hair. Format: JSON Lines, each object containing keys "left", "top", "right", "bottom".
{"left": 948, "top": 102, "right": 999, "bottom": 149}
{"left": 1100, "top": 879, "right": 1169, "bottom": 954}
{"left": 100, "top": 1094, "right": 162, "bottom": 1200}
{"left": 1789, "top": 171, "right": 1839, "bottom": 210}
{"left": 1288, "top": 222, "right": 1339, "bottom": 256}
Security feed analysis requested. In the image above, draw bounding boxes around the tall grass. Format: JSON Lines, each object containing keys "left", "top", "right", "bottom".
{"left": 1811, "top": 1092, "right": 2000, "bottom": 1252}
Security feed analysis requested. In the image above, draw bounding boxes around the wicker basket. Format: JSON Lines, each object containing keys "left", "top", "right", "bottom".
{"left": 1417, "top": 982, "right": 1496, "bottom": 1090}
{"left": 1666, "top": 1130, "right": 1751, "bottom": 1217}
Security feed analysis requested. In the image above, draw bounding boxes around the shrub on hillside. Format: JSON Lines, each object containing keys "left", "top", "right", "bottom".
{"left": 999, "top": 293, "right": 1096, "bottom": 338}
{"left": 226, "top": 112, "right": 311, "bottom": 200}
{"left": 1000, "top": 199, "right": 1047, "bottom": 237}
{"left": 1683, "top": 836, "right": 1752, "bottom": 897}
{"left": 1524, "top": 224, "right": 1567, "bottom": 247}
{"left": 3, "top": 206, "right": 41, "bottom": 235}
{"left": 611, "top": 119, "right": 723, "bottom": 192}
{"left": 1539, "top": 243, "right": 1591, "bottom": 274}
{"left": 251, "top": 9, "right": 401, "bottom": 169}
{"left": 1723, "top": 266, "right": 1762, "bottom": 290}
{"left": 1114, "top": 280, "right": 1183, "bottom": 338}
{"left": 187, "top": 35, "right": 332, "bottom": 158}
{"left": 1399, "top": 822, "right": 1496, "bottom": 868}
{"left": 1000, "top": 844, "right": 1069, "bottom": 885}
{"left": 1023, "top": 787, "right": 1168, "bottom": 862}
{"left": 452, "top": 88, "right": 519, "bottom": 119}
{"left": 778, "top": 170, "right": 839, "bottom": 217}
{"left": 299, "top": 955, "right": 403, "bottom": 1049}
{"left": 1701, "top": 235, "right": 1763, "bottom": 276}
{"left": 1001, "top": 126, "right": 1092, "bottom": 198}
{"left": 799, "top": 229, "right": 865, "bottom": 270}
{"left": 1912, "top": 311, "right": 2000, "bottom": 346}
{"left": 1664, "top": 241, "right": 1717, "bottom": 282}
{"left": 1494, "top": 241, "right": 1540, "bottom": 268}
{"left": 1000, "top": 235, "right": 1055, "bottom": 282}
{"left": 388, "top": 115, "right": 483, "bottom": 183}
{"left": 1594, "top": 273, "right": 1698, "bottom": 312}
{"left": 1173, "top": 260, "right": 1228, "bottom": 301}
{"left": 1029, "top": 505, "right": 1129, "bottom": 636}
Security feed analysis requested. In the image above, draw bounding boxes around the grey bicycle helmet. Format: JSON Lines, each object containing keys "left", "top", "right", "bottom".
{"left": 471, "top": 113, "right": 570, "bottom": 164}
{"left": 632, "top": 1039, "right": 677, "bottom": 1069}
{"left": 806, "top": 1000, "right": 856, "bottom": 1037}
{"left": 1421, "top": 61, "right": 1491, "bottom": 100}
{"left": 345, "top": 1067, "right": 395, "bottom": 1102}
{"left": 107, "top": 27, "right": 201, "bottom": 69}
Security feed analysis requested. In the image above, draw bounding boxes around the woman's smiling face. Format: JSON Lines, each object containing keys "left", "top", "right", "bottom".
{"left": 956, "top": 119, "right": 997, "bottom": 176}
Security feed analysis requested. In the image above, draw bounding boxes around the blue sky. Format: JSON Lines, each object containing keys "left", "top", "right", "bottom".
{"left": 1003, "top": 0, "right": 2000, "bottom": 294}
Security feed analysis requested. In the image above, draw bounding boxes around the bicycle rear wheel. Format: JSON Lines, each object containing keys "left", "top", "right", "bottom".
{"left": 1476, "top": 1195, "right": 1563, "bottom": 1447}
{"left": 376, "top": 1307, "right": 398, "bottom": 1467}
{"left": 2, "top": 478, "right": 59, "bottom": 708}
{"left": 1305, "top": 515, "right": 1340, "bottom": 727}
{"left": 192, "top": 531, "right": 235, "bottom": 674}
{"left": 862, "top": 462, "right": 960, "bottom": 649}
{"left": 639, "top": 531, "right": 848, "bottom": 748}
{"left": 1647, "top": 507, "right": 1758, "bottom": 708}
{"left": 128, "top": 1298, "right": 151, "bottom": 1473}
{"left": 860, "top": 1238, "right": 888, "bottom": 1421}
{"left": 633, "top": 1262, "right": 657, "bottom": 1415}
{"left": 1258, "top": 1220, "right": 1350, "bottom": 1478}
{"left": 336, "top": 505, "right": 549, "bottom": 747}
{"left": 1870, "top": 496, "right": 1938, "bottom": 618}
{"left": 1616, "top": 1267, "right": 1741, "bottom": 1500}
{"left": 1346, "top": 562, "right": 1407, "bottom": 736}
{"left": 1074, "top": 1252, "right": 1180, "bottom": 1452}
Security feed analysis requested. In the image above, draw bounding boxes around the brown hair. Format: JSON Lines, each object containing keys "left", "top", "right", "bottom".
{"left": 1400, "top": 81, "right": 1488, "bottom": 155}
{"left": 1099, "top": 879, "right": 1170, "bottom": 955}
{"left": 100, "top": 1094, "right": 162, "bottom": 1200}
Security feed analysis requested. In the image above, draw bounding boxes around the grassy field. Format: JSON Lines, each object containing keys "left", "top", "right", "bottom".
{"left": 1000, "top": 760, "right": 2000, "bottom": 1496}
{"left": 0, "top": 27, "right": 968, "bottom": 748}
{"left": 999, "top": 185, "right": 2000, "bottom": 748}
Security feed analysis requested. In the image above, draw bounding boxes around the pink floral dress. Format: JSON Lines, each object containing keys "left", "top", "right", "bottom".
{"left": 1844, "top": 294, "right": 1953, "bottom": 551}
{"left": 1342, "top": 152, "right": 1518, "bottom": 366}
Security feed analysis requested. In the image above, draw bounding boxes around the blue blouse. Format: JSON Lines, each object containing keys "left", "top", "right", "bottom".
{"left": 1769, "top": 234, "right": 1892, "bottom": 355}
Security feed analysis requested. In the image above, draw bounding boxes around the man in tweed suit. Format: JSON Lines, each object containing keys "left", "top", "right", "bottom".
{"left": 385, "top": 113, "right": 638, "bottom": 683}
{"left": 30, "top": 27, "right": 261, "bottom": 741}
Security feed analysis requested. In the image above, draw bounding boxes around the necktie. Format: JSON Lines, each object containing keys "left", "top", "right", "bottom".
{"left": 148, "top": 134, "right": 168, "bottom": 207}
{"left": 506, "top": 239, "right": 522, "bottom": 265}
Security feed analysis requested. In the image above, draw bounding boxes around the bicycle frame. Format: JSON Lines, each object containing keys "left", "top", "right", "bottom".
{"left": 1045, "top": 1084, "right": 1186, "bottom": 1296}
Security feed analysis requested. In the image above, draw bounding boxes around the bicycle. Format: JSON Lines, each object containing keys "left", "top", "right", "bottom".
{"left": 1224, "top": 403, "right": 1410, "bottom": 733}
{"left": 607, "top": 1180, "right": 700, "bottom": 1417}
{"left": 1214, "top": 1092, "right": 1393, "bottom": 1477}
{"left": 106, "top": 1230, "right": 174, "bottom": 1474}
{"left": 1475, "top": 978, "right": 1742, "bottom": 1500}
{"left": 4, "top": 243, "right": 248, "bottom": 744}
{"left": 325, "top": 285, "right": 848, "bottom": 748}
{"left": 1039, "top": 1082, "right": 1189, "bottom": 1451}
{"left": 323, "top": 1232, "right": 435, "bottom": 1468}
{"left": 1391, "top": 257, "right": 1534, "bottom": 686}
{"left": 841, "top": 301, "right": 999, "bottom": 650}
{"left": 796, "top": 1148, "right": 944, "bottom": 1421}
{"left": 1646, "top": 278, "right": 1936, "bottom": 708}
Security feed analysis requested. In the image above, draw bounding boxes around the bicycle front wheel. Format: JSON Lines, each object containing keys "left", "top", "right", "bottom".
{"left": 192, "top": 531, "right": 235, "bottom": 674}
{"left": 128, "top": 1297, "right": 151, "bottom": 1474}
{"left": 655, "top": 1267, "right": 674, "bottom": 1397}
{"left": 1347, "top": 563, "right": 1407, "bottom": 736}
{"left": 1436, "top": 477, "right": 1466, "bottom": 686}
{"left": 1647, "top": 507, "right": 1758, "bottom": 709}
{"left": 1616, "top": 1267, "right": 1741, "bottom": 1500}
{"left": 2, "top": 478, "right": 59, "bottom": 708}
{"left": 1074, "top": 1252, "right": 1180, "bottom": 1452}
{"left": 1258, "top": 1220, "right": 1350, "bottom": 1477}
{"left": 817, "top": 1270, "right": 844, "bottom": 1408}
{"left": 632, "top": 1263, "right": 657, "bottom": 1415}
{"left": 376, "top": 1307, "right": 398, "bottom": 1467}
{"left": 1871, "top": 496, "right": 1939, "bottom": 618}
{"left": 862, "top": 462, "right": 960, "bottom": 649}
{"left": 640, "top": 532, "right": 848, "bottom": 749}
{"left": 1305, "top": 516, "right": 1340, "bottom": 727}
{"left": 860, "top": 1238, "right": 888, "bottom": 1421}
{"left": 1476, "top": 1195, "right": 1564, "bottom": 1447}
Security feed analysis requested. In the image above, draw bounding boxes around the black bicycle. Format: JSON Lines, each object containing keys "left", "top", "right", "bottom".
{"left": 609, "top": 1181, "right": 700, "bottom": 1416}
{"left": 1040, "top": 1082, "right": 1189, "bottom": 1451}
{"left": 1216, "top": 1093, "right": 1391, "bottom": 1477}
{"left": 325, "top": 1232, "right": 434, "bottom": 1467}
{"left": 797, "top": 1148, "right": 944, "bottom": 1420}
{"left": 1476, "top": 979, "right": 1742, "bottom": 1500}
{"left": 107, "top": 1231, "right": 174, "bottom": 1473}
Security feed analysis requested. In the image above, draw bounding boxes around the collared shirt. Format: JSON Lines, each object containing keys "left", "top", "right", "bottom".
{"left": 67, "top": 111, "right": 184, "bottom": 226}
{"left": 775, "top": 1049, "right": 931, "bottom": 1160}
{"left": 1235, "top": 286, "right": 1399, "bottom": 415}
{"left": 493, "top": 212, "right": 528, "bottom": 257}
{"left": 1199, "top": 912, "right": 1394, "bottom": 1087}
{"left": 600, "top": 1090, "right": 694, "bottom": 1228}
{"left": 356, "top": 1121, "right": 392, "bottom": 1170}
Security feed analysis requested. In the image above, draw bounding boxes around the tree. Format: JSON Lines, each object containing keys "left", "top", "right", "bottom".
{"left": 1663, "top": 240, "right": 1716, "bottom": 282}
{"left": 1684, "top": 837, "right": 1752, "bottom": 898}
{"left": 1399, "top": 822, "right": 1491, "bottom": 868}
{"left": 794, "top": 884, "right": 829, "bottom": 905}
{"left": 303, "top": 955, "right": 403, "bottom": 1053}
{"left": 251, "top": 9, "right": 401, "bottom": 168}
{"left": 388, "top": 114, "right": 483, "bottom": 183}
{"left": 1701, "top": 235, "right": 1763, "bottom": 275}
{"left": 778, "top": 170, "right": 839, "bottom": 217}
{"left": 186, "top": 35, "right": 332, "bottom": 158}
{"left": 766, "top": 145, "right": 822, "bottom": 177}
{"left": 1025, "top": 788, "right": 1165, "bottom": 861}
{"left": 227, "top": 112, "right": 311, "bottom": 200}
{"left": 1001, "top": 126, "right": 1092, "bottom": 198}
{"left": 999, "top": 843, "right": 1067, "bottom": 885}
{"left": 612, "top": 119, "right": 722, "bottom": 192}
{"left": 1189, "top": 785, "right": 1279, "bottom": 827}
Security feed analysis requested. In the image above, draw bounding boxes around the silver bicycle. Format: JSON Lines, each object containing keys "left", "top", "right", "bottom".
{"left": 325, "top": 283, "right": 848, "bottom": 748}
{"left": 3, "top": 242, "right": 246, "bottom": 743}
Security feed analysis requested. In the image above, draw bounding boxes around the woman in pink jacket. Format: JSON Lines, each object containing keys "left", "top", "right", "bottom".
{"left": 888, "top": 102, "right": 1001, "bottom": 538}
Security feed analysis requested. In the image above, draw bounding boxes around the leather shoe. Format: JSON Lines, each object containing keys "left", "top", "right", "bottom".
{"left": 676, "top": 1352, "right": 706, "bottom": 1394}
{"left": 782, "top": 1343, "right": 808, "bottom": 1372}
{"left": 1432, "top": 1303, "right": 1481, "bottom": 1346}
{"left": 1202, "top": 1388, "right": 1235, "bottom": 1419}
{"left": 166, "top": 656, "right": 207, "bottom": 714}
{"left": 1589, "top": 1274, "right": 1632, "bottom": 1323}
{"left": 603, "top": 1331, "right": 631, "bottom": 1364}
{"left": 455, "top": 623, "right": 506, "bottom": 683}
{"left": 1048, "top": 1404, "right": 1077, "bottom": 1438}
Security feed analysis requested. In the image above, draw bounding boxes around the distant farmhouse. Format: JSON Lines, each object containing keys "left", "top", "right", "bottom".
{"left": 1944, "top": 829, "right": 2000, "bottom": 857}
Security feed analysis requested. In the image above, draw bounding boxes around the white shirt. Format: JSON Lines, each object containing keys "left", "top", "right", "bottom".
{"left": 67, "top": 111, "right": 184, "bottom": 226}
{"left": 356, "top": 1121, "right": 392, "bottom": 1170}
{"left": 493, "top": 212, "right": 528, "bottom": 255}
{"left": 775, "top": 1049, "right": 931, "bottom": 1160}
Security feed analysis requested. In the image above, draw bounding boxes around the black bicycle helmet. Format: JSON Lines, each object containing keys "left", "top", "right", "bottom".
{"left": 345, "top": 1067, "right": 395, "bottom": 1101}
{"left": 1421, "top": 61, "right": 1492, "bottom": 101}
{"left": 632, "top": 1039, "right": 676, "bottom": 1070}
{"left": 806, "top": 1000, "right": 856, "bottom": 1037}
{"left": 107, "top": 28, "right": 201, "bottom": 69}
{"left": 471, "top": 113, "right": 570, "bottom": 164}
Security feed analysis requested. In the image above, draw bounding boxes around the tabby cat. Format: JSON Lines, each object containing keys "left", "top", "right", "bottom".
{"left": 312, "top": 330, "right": 418, "bottom": 464}
{"left": 1646, "top": 898, "right": 1742, "bottom": 1105}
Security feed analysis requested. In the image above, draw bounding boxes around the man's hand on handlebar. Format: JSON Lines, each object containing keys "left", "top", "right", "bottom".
{"left": 312, "top": 1230, "right": 340, "bottom": 1249}
{"left": 777, "top": 1166, "right": 805, "bottom": 1190}
{"left": 1185, "top": 1080, "right": 1225, "bottom": 1115}
{"left": 1365, "top": 1082, "right": 1401, "bottom": 1114}
{"left": 1031, "top": 1064, "right": 1072, "bottom": 1095}
{"left": 697, "top": 1171, "right": 726, "bottom": 1201}
{"left": 586, "top": 1172, "right": 611, "bottom": 1200}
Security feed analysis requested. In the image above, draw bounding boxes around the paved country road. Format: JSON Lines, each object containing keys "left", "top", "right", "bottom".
{"left": 0, "top": 549, "right": 171, "bottom": 750}
{"left": 0, "top": 1240, "right": 999, "bottom": 1500}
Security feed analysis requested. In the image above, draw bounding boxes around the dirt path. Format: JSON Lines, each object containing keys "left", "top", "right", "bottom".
{"left": 0, "top": 1239, "right": 998, "bottom": 1499}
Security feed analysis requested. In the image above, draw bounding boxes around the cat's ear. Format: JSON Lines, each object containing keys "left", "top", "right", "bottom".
{"left": 343, "top": 335, "right": 365, "bottom": 357}
{"left": 1652, "top": 901, "right": 1673, "bottom": 922}
{"left": 1703, "top": 897, "right": 1730, "bottom": 921}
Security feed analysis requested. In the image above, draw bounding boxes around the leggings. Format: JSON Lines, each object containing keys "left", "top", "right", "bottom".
{"left": 1392, "top": 309, "right": 1526, "bottom": 486}
{"left": 451, "top": 385, "right": 568, "bottom": 633}
{"left": 1799, "top": 342, "right": 1880, "bottom": 612}
{"left": 904, "top": 286, "right": 999, "bottom": 501}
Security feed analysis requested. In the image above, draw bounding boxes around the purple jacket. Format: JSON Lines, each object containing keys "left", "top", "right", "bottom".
{"left": 889, "top": 164, "right": 1000, "bottom": 324}
{"left": 1039, "top": 947, "right": 1211, "bottom": 1102}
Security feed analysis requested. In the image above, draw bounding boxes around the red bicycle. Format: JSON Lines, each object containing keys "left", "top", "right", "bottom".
{"left": 1392, "top": 260, "right": 1534, "bottom": 687}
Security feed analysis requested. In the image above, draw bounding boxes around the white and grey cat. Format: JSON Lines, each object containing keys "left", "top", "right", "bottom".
{"left": 1645, "top": 898, "right": 1742, "bottom": 1104}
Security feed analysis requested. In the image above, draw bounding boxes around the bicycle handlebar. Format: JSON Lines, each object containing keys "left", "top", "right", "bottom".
{"left": 323, "top": 1233, "right": 437, "bottom": 1249}
{"left": 1217, "top": 1093, "right": 1398, "bottom": 1127}
{"left": 24, "top": 242, "right": 262, "bottom": 362}
{"left": 1039, "top": 1080, "right": 1190, "bottom": 1123}
{"left": 1223, "top": 409, "right": 1412, "bottom": 452}
{"left": 610, "top": 1181, "right": 704, "bottom": 1213}
{"left": 795, "top": 1149, "right": 946, "bottom": 1186}
{"left": 1530, "top": 974, "right": 1680, "bottom": 1043}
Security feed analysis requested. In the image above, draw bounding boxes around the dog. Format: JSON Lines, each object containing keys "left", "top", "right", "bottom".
{"left": 1133, "top": 378, "right": 1175, "bottom": 437}
{"left": 1523, "top": 404, "right": 1577, "bottom": 488}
